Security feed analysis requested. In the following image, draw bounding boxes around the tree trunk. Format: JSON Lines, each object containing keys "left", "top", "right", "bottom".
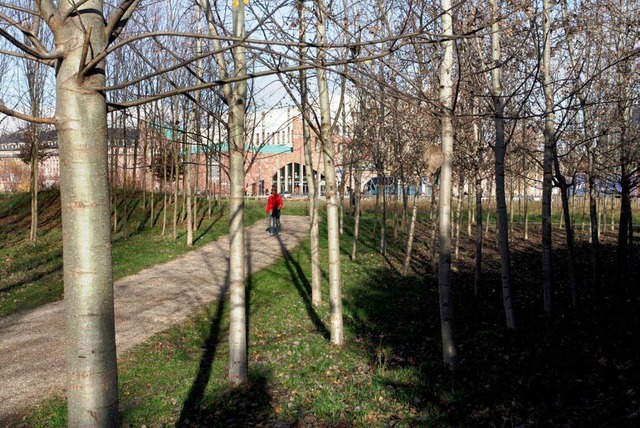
{"left": 162, "top": 131, "right": 169, "bottom": 236}
{"left": 485, "top": 182, "right": 493, "bottom": 236}
{"left": 380, "top": 171, "right": 387, "bottom": 255}
{"left": 438, "top": 0, "right": 457, "bottom": 369}
{"left": 587, "top": 145, "right": 600, "bottom": 294}
{"left": 186, "top": 112, "right": 194, "bottom": 247}
{"left": 474, "top": 171, "right": 483, "bottom": 298}
{"left": 172, "top": 116, "right": 179, "bottom": 240}
{"left": 615, "top": 170, "right": 631, "bottom": 297}
{"left": 541, "top": 0, "right": 555, "bottom": 313}
{"left": 122, "top": 117, "right": 129, "bottom": 240}
{"left": 403, "top": 191, "right": 419, "bottom": 275}
{"left": 227, "top": 0, "right": 249, "bottom": 385}
{"left": 112, "top": 131, "right": 120, "bottom": 234}
{"left": 29, "top": 123, "right": 39, "bottom": 244}
{"left": 56, "top": 2, "right": 118, "bottom": 423}
{"left": 490, "top": 0, "right": 516, "bottom": 329}
{"left": 352, "top": 164, "right": 362, "bottom": 262}
{"left": 553, "top": 150, "right": 579, "bottom": 306}
{"left": 298, "top": 0, "right": 322, "bottom": 305}
{"left": 454, "top": 174, "right": 463, "bottom": 259}
{"left": 317, "top": 0, "right": 343, "bottom": 345}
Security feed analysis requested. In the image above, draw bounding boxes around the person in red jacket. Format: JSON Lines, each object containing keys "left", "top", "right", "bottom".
{"left": 266, "top": 187, "right": 283, "bottom": 236}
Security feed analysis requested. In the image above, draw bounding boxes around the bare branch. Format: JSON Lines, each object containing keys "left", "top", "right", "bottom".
{"left": 0, "top": 48, "right": 56, "bottom": 66}
{"left": 0, "top": 25, "right": 45, "bottom": 59}
{"left": 0, "top": 12, "right": 49, "bottom": 54}
{"left": 0, "top": 2, "right": 39, "bottom": 16}
{"left": 0, "top": 103, "right": 54, "bottom": 124}
{"left": 104, "top": 0, "right": 140, "bottom": 45}
{"left": 0, "top": 11, "right": 63, "bottom": 61}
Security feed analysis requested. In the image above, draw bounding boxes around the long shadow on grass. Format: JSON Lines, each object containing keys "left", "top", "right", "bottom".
{"left": 194, "top": 210, "right": 224, "bottom": 243}
{"left": 346, "top": 264, "right": 516, "bottom": 426}
{"left": 179, "top": 203, "right": 256, "bottom": 425}
{"left": 1, "top": 263, "right": 62, "bottom": 293}
{"left": 177, "top": 274, "right": 230, "bottom": 426}
{"left": 277, "top": 236, "right": 330, "bottom": 339}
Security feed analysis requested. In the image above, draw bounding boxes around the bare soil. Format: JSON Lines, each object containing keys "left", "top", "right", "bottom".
{"left": 0, "top": 215, "right": 309, "bottom": 423}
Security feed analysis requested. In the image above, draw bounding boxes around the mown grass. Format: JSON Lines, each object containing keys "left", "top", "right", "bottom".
{"left": 4, "top": 192, "right": 640, "bottom": 427}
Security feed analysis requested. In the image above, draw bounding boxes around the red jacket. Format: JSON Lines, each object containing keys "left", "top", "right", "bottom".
{"left": 266, "top": 193, "right": 283, "bottom": 214}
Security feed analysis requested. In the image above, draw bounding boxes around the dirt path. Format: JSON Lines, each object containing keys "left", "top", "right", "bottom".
{"left": 0, "top": 215, "right": 310, "bottom": 423}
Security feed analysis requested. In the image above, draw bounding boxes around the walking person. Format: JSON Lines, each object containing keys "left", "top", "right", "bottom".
{"left": 266, "top": 186, "right": 283, "bottom": 236}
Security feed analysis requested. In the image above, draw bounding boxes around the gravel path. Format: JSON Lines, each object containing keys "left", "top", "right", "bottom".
{"left": 0, "top": 215, "right": 310, "bottom": 423}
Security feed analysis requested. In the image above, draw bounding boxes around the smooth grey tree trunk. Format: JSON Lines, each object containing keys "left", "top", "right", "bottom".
{"left": 438, "top": 0, "right": 457, "bottom": 369}
{"left": 186, "top": 111, "right": 194, "bottom": 247}
{"left": 29, "top": 123, "right": 39, "bottom": 244}
{"left": 227, "top": 0, "right": 249, "bottom": 385}
{"left": 474, "top": 171, "right": 483, "bottom": 298}
{"left": 122, "top": 118, "right": 129, "bottom": 240}
{"left": 352, "top": 165, "right": 362, "bottom": 262}
{"left": 55, "top": 0, "right": 119, "bottom": 424}
{"left": 472, "top": 101, "right": 483, "bottom": 297}
{"left": 195, "top": 0, "right": 249, "bottom": 383}
{"left": 490, "top": 0, "right": 516, "bottom": 329}
{"left": 380, "top": 171, "right": 387, "bottom": 255}
{"left": 172, "top": 115, "right": 179, "bottom": 240}
{"left": 26, "top": 45, "right": 43, "bottom": 244}
{"left": 403, "top": 191, "right": 419, "bottom": 275}
{"left": 298, "top": 0, "right": 322, "bottom": 305}
{"left": 542, "top": 0, "right": 555, "bottom": 313}
{"left": 553, "top": 151, "right": 578, "bottom": 306}
{"left": 317, "top": 0, "right": 344, "bottom": 345}
{"left": 454, "top": 174, "right": 463, "bottom": 259}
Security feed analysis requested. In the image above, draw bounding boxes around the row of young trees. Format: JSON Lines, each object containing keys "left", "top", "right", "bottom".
{"left": 1, "top": 0, "right": 638, "bottom": 425}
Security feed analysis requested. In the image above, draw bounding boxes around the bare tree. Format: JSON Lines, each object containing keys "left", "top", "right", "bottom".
{"left": 316, "top": 0, "right": 344, "bottom": 345}
{"left": 438, "top": 0, "right": 457, "bottom": 369}
{"left": 489, "top": 0, "right": 516, "bottom": 329}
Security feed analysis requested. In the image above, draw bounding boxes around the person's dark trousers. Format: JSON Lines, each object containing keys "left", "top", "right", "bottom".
{"left": 270, "top": 213, "right": 281, "bottom": 236}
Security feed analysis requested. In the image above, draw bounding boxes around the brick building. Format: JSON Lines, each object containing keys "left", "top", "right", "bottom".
{"left": 242, "top": 107, "right": 327, "bottom": 196}
{"left": 0, "top": 107, "right": 337, "bottom": 196}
